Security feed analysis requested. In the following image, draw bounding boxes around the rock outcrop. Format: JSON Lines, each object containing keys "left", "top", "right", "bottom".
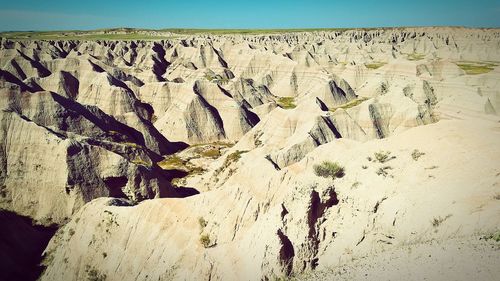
{"left": 0, "top": 27, "right": 499, "bottom": 281}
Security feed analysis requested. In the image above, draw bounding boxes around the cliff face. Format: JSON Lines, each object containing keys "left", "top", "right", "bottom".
{"left": 0, "top": 27, "right": 499, "bottom": 280}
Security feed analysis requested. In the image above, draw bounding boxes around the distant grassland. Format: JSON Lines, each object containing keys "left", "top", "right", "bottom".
{"left": 0, "top": 31, "right": 171, "bottom": 41}
{"left": 161, "top": 28, "right": 350, "bottom": 35}
{"left": 1, "top": 27, "right": 489, "bottom": 41}
{"left": 0, "top": 27, "right": 404, "bottom": 41}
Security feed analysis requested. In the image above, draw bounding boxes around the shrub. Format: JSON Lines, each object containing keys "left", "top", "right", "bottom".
{"left": 411, "top": 149, "right": 425, "bottom": 161}
{"left": 313, "top": 161, "right": 345, "bottom": 179}
{"left": 374, "top": 151, "right": 394, "bottom": 163}
{"left": 432, "top": 217, "right": 444, "bottom": 227}
{"left": 482, "top": 232, "right": 500, "bottom": 242}
{"left": 85, "top": 265, "right": 107, "bottom": 281}
{"left": 198, "top": 217, "right": 207, "bottom": 228}
{"left": 200, "top": 234, "right": 211, "bottom": 248}
{"left": 376, "top": 166, "right": 392, "bottom": 177}
{"left": 431, "top": 214, "right": 452, "bottom": 227}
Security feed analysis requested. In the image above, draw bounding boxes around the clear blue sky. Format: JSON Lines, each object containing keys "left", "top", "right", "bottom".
{"left": 0, "top": 0, "right": 499, "bottom": 31}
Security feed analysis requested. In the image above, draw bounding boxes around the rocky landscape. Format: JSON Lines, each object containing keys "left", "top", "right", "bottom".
{"left": 0, "top": 27, "right": 499, "bottom": 280}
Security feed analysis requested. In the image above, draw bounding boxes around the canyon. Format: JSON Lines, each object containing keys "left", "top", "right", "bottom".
{"left": 0, "top": 27, "right": 499, "bottom": 280}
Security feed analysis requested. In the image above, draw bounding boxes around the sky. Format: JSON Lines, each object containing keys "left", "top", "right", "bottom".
{"left": 0, "top": 0, "right": 499, "bottom": 31}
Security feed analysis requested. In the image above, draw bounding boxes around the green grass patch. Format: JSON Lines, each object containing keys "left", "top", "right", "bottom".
{"left": 157, "top": 155, "right": 206, "bottom": 183}
{"left": 365, "top": 62, "right": 386, "bottom": 69}
{"left": 199, "top": 148, "right": 221, "bottom": 159}
{"left": 277, "top": 97, "right": 296, "bottom": 109}
{"left": 455, "top": 62, "right": 497, "bottom": 75}
{"left": 130, "top": 156, "right": 151, "bottom": 167}
{"left": 157, "top": 155, "right": 187, "bottom": 170}
{"left": 407, "top": 53, "right": 425, "bottom": 61}
{"left": 121, "top": 142, "right": 142, "bottom": 148}
{"left": 204, "top": 73, "right": 230, "bottom": 84}
{"left": 329, "top": 97, "right": 368, "bottom": 112}
{"left": 224, "top": 150, "right": 248, "bottom": 167}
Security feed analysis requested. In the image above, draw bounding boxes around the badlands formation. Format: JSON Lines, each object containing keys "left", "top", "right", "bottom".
{"left": 0, "top": 27, "right": 499, "bottom": 280}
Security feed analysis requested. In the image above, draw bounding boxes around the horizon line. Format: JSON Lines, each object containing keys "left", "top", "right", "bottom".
{"left": 2, "top": 25, "right": 500, "bottom": 33}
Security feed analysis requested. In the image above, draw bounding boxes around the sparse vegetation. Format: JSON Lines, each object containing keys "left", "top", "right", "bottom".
{"left": 200, "top": 234, "right": 211, "bottom": 248}
{"left": 101, "top": 210, "right": 119, "bottom": 233}
{"left": 121, "top": 142, "right": 141, "bottom": 148}
{"left": 157, "top": 155, "right": 187, "bottom": 170}
{"left": 362, "top": 165, "right": 368, "bottom": 169}
{"left": 374, "top": 151, "right": 394, "bottom": 163}
{"left": 130, "top": 156, "right": 151, "bottom": 167}
{"left": 277, "top": 97, "right": 296, "bottom": 109}
{"left": 411, "top": 149, "right": 425, "bottom": 161}
{"left": 160, "top": 143, "right": 233, "bottom": 172}
{"left": 313, "top": 161, "right": 345, "bottom": 179}
{"left": 329, "top": 97, "right": 369, "bottom": 112}
{"left": 189, "top": 141, "right": 234, "bottom": 149}
{"left": 379, "top": 81, "right": 389, "bottom": 94}
{"left": 431, "top": 214, "right": 452, "bottom": 227}
{"left": 213, "top": 150, "right": 249, "bottom": 178}
{"left": 481, "top": 231, "right": 500, "bottom": 242}
{"left": 85, "top": 265, "right": 107, "bottom": 281}
{"left": 199, "top": 147, "right": 221, "bottom": 159}
{"left": 223, "top": 150, "right": 248, "bottom": 169}
{"left": 456, "top": 61, "right": 497, "bottom": 75}
{"left": 376, "top": 166, "right": 392, "bottom": 177}
{"left": 198, "top": 217, "right": 208, "bottom": 228}
{"left": 494, "top": 193, "right": 500, "bottom": 200}
{"left": 205, "top": 73, "right": 230, "bottom": 84}
{"left": 254, "top": 138, "right": 263, "bottom": 147}
{"left": 365, "top": 62, "right": 386, "bottom": 69}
